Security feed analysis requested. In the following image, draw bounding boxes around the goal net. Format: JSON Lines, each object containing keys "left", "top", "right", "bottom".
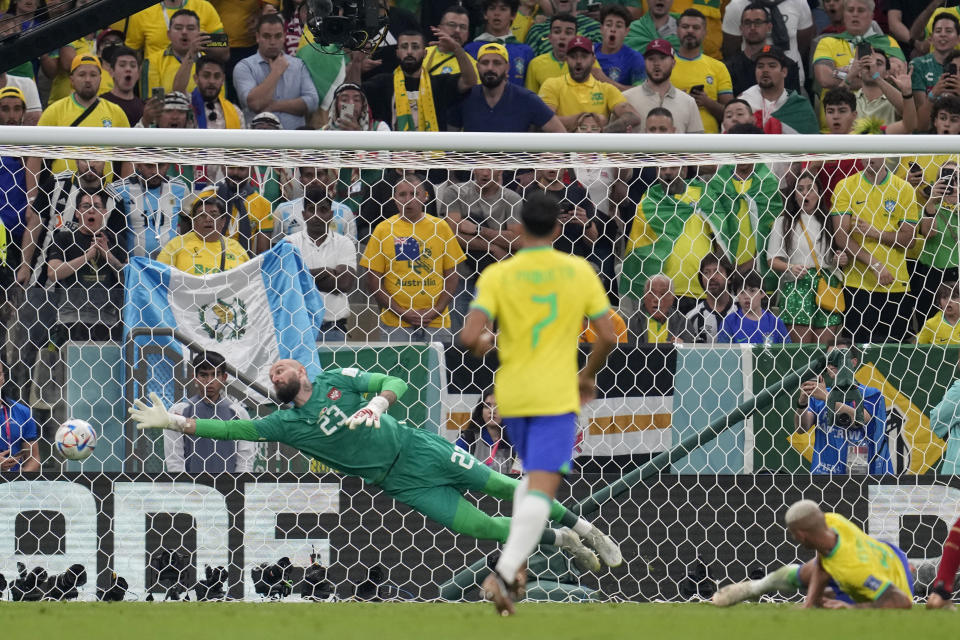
{"left": 0, "top": 128, "right": 957, "bottom": 603}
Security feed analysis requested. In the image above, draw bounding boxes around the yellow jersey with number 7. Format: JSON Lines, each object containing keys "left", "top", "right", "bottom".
{"left": 470, "top": 246, "right": 610, "bottom": 417}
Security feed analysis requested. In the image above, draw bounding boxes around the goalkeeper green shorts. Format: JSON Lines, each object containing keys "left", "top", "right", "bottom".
{"left": 378, "top": 427, "right": 493, "bottom": 529}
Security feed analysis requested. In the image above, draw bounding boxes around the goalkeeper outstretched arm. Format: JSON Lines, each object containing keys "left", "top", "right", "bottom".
{"left": 129, "top": 392, "right": 260, "bottom": 439}
{"left": 128, "top": 369, "right": 409, "bottom": 438}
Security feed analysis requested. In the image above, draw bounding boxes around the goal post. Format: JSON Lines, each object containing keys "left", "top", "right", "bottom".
{"left": 0, "top": 127, "right": 958, "bottom": 602}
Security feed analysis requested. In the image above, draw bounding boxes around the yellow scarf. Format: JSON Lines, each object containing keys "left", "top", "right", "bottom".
{"left": 393, "top": 66, "right": 438, "bottom": 132}
{"left": 219, "top": 94, "right": 242, "bottom": 129}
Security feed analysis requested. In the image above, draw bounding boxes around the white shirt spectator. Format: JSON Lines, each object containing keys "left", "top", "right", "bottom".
{"left": 574, "top": 167, "right": 618, "bottom": 216}
{"left": 286, "top": 230, "right": 356, "bottom": 322}
{"left": 766, "top": 213, "right": 833, "bottom": 281}
{"left": 623, "top": 83, "right": 705, "bottom": 133}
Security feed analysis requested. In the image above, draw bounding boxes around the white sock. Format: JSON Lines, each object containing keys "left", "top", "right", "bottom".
{"left": 496, "top": 491, "right": 552, "bottom": 583}
{"left": 511, "top": 477, "right": 529, "bottom": 521}
{"left": 544, "top": 527, "right": 566, "bottom": 547}
{"left": 572, "top": 517, "right": 592, "bottom": 537}
{"left": 753, "top": 564, "right": 801, "bottom": 596}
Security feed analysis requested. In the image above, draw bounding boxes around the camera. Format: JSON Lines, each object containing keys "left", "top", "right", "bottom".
{"left": 252, "top": 557, "right": 293, "bottom": 599}
{"left": 10, "top": 563, "right": 47, "bottom": 601}
{"left": 10, "top": 562, "right": 86, "bottom": 601}
{"left": 97, "top": 572, "right": 128, "bottom": 602}
{"left": 354, "top": 564, "right": 401, "bottom": 601}
{"left": 678, "top": 558, "right": 716, "bottom": 600}
{"left": 825, "top": 346, "right": 863, "bottom": 430}
{"left": 44, "top": 564, "right": 87, "bottom": 600}
{"left": 833, "top": 412, "right": 853, "bottom": 429}
{"left": 195, "top": 565, "right": 228, "bottom": 601}
{"left": 300, "top": 563, "right": 335, "bottom": 601}
{"left": 305, "top": 0, "right": 388, "bottom": 50}
{"left": 147, "top": 548, "right": 190, "bottom": 601}
{"left": 299, "top": 547, "right": 335, "bottom": 601}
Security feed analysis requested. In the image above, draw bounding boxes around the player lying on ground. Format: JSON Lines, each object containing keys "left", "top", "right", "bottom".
{"left": 713, "top": 499, "right": 913, "bottom": 609}
{"left": 129, "top": 359, "right": 621, "bottom": 573}
{"left": 927, "top": 515, "right": 960, "bottom": 609}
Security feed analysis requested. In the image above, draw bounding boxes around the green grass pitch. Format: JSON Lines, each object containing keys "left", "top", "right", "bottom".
{"left": 0, "top": 602, "right": 955, "bottom": 640}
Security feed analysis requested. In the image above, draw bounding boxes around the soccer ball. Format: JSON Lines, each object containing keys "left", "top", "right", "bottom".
{"left": 55, "top": 419, "right": 97, "bottom": 461}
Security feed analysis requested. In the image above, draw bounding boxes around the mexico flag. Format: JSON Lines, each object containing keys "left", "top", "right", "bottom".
{"left": 740, "top": 86, "right": 820, "bottom": 135}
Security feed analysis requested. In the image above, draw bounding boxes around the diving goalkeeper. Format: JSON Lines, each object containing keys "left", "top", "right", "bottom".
{"left": 712, "top": 499, "right": 913, "bottom": 609}
{"left": 129, "top": 359, "right": 621, "bottom": 572}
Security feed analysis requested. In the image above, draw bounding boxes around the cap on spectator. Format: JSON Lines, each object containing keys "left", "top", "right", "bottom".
{"left": 477, "top": 42, "right": 509, "bottom": 62}
{"left": 96, "top": 29, "right": 124, "bottom": 49}
{"left": 754, "top": 44, "right": 789, "bottom": 65}
{"left": 185, "top": 188, "right": 226, "bottom": 216}
{"left": 250, "top": 111, "right": 282, "bottom": 129}
{"left": 70, "top": 53, "right": 102, "bottom": 74}
{"left": 645, "top": 39, "right": 674, "bottom": 57}
{"left": 0, "top": 86, "right": 26, "bottom": 104}
{"left": 567, "top": 35, "right": 594, "bottom": 55}
{"left": 163, "top": 91, "right": 192, "bottom": 111}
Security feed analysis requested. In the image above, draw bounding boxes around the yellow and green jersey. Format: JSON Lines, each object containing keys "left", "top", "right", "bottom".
{"left": 37, "top": 94, "right": 130, "bottom": 175}
{"left": 670, "top": 52, "right": 732, "bottom": 134}
{"left": 156, "top": 231, "right": 249, "bottom": 275}
{"left": 831, "top": 171, "right": 919, "bottom": 293}
{"left": 538, "top": 73, "right": 626, "bottom": 119}
{"left": 359, "top": 214, "right": 466, "bottom": 329}
{"left": 918, "top": 312, "right": 960, "bottom": 345}
{"left": 820, "top": 512, "right": 912, "bottom": 603}
{"left": 116, "top": 0, "right": 225, "bottom": 59}
{"left": 471, "top": 246, "right": 610, "bottom": 417}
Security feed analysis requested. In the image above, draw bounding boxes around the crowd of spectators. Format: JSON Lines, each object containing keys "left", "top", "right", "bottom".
{"left": 1, "top": 0, "right": 960, "bottom": 430}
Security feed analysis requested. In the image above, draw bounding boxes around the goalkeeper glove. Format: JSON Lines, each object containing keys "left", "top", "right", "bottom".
{"left": 346, "top": 396, "right": 390, "bottom": 429}
{"left": 129, "top": 392, "right": 189, "bottom": 432}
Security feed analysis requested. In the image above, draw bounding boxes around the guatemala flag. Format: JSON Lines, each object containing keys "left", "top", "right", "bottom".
{"left": 123, "top": 242, "right": 324, "bottom": 392}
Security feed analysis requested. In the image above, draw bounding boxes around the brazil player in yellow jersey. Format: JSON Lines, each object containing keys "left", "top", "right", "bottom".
{"left": 460, "top": 191, "right": 619, "bottom": 615}
{"left": 713, "top": 499, "right": 913, "bottom": 609}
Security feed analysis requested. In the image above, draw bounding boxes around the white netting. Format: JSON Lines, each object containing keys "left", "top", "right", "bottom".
{"left": 0, "top": 130, "right": 957, "bottom": 603}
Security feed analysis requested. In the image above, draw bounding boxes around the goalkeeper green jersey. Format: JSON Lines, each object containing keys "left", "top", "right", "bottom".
{"left": 194, "top": 368, "right": 410, "bottom": 484}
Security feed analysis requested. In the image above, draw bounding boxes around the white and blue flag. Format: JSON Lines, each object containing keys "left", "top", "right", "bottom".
{"left": 124, "top": 242, "right": 325, "bottom": 389}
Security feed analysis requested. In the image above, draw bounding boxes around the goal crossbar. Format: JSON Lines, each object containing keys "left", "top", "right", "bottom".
{"left": 1, "top": 127, "right": 958, "bottom": 169}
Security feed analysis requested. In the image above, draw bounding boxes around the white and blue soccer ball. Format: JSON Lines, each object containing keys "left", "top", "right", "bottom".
{"left": 55, "top": 419, "right": 97, "bottom": 461}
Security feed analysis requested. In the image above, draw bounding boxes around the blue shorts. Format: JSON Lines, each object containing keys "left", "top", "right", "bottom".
{"left": 503, "top": 413, "right": 578, "bottom": 473}
{"left": 827, "top": 541, "right": 914, "bottom": 604}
